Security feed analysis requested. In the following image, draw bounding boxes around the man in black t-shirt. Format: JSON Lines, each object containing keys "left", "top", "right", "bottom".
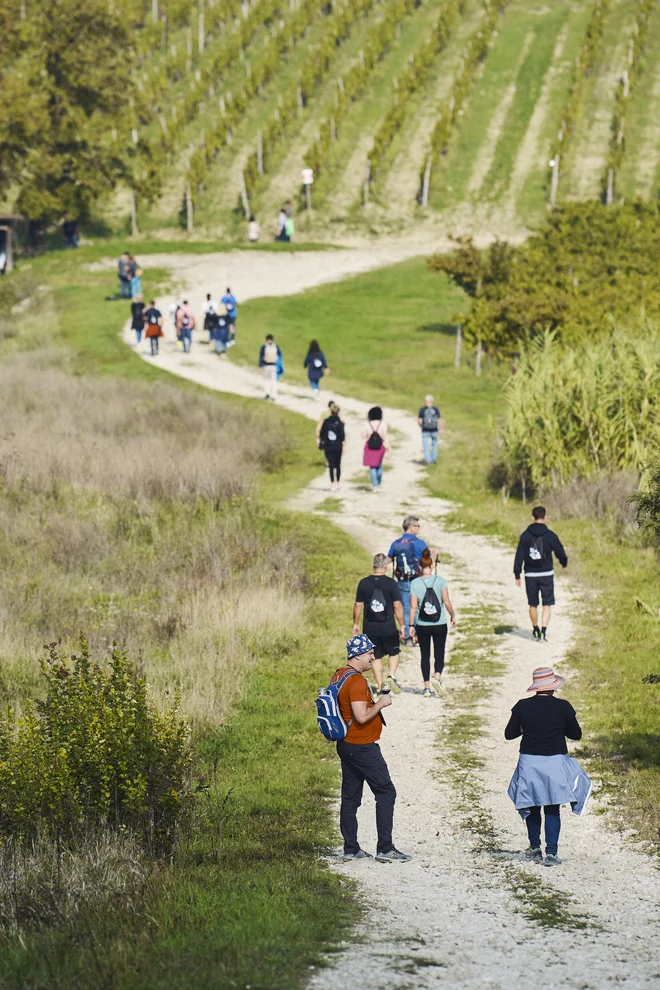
{"left": 353, "top": 553, "right": 405, "bottom": 695}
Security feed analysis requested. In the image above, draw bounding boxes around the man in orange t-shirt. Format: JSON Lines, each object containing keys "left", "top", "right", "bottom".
{"left": 332, "top": 635, "right": 412, "bottom": 863}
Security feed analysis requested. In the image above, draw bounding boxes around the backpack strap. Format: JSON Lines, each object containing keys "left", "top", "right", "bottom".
{"left": 333, "top": 668, "right": 359, "bottom": 690}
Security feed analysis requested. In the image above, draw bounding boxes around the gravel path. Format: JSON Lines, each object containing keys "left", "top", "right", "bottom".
{"left": 122, "top": 250, "right": 660, "bottom": 989}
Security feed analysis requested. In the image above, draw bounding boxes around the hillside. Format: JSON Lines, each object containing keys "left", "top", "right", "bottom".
{"left": 95, "top": 0, "right": 660, "bottom": 239}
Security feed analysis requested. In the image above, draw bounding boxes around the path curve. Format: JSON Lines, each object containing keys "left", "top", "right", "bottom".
{"left": 123, "top": 250, "right": 659, "bottom": 989}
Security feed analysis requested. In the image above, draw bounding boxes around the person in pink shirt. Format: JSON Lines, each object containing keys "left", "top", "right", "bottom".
{"left": 175, "top": 300, "right": 196, "bottom": 353}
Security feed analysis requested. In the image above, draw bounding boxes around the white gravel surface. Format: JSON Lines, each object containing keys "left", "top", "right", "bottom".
{"left": 121, "top": 249, "right": 660, "bottom": 990}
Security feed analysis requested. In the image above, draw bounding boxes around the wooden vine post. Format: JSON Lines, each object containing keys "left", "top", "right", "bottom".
{"left": 421, "top": 156, "right": 432, "bottom": 207}
{"left": 186, "top": 183, "right": 194, "bottom": 232}
{"left": 130, "top": 190, "right": 139, "bottom": 237}
{"left": 606, "top": 168, "right": 614, "bottom": 205}
{"left": 475, "top": 339, "right": 482, "bottom": 377}
{"left": 152, "top": 0, "right": 158, "bottom": 21}
{"left": 239, "top": 172, "right": 250, "bottom": 219}
{"left": 549, "top": 155, "right": 559, "bottom": 208}
{"left": 257, "top": 131, "right": 263, "bottom": 175}
{"left": 198, "top": 0, "right": 205, "bottom": 53}
{"left": 454, "top": 325, "right": 462, "bottom": 368}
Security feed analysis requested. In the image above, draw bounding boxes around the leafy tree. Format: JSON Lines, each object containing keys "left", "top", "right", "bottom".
{"left": 0, "top": 0, "right": 135, "bottom": 222}
{"left": 428, "top": 202, "right": 660, "bottom": 358}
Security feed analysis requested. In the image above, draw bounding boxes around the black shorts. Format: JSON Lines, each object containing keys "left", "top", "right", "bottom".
{"left": 370, "top": 632, "right": 401, "bottom": 660}
{"left": 525, "top": 575, "right": 555, "bottom": 607}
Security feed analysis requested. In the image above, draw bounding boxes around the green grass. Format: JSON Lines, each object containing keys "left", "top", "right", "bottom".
{"left": 479, "top": 2, "right": 569, "bottom": 201}
{"left": 617, "top": 6, "right": 660, "bottom": 200}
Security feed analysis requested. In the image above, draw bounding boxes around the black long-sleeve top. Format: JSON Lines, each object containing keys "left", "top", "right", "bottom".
{"left": 513, "top": 523, "right": 567, "bottom": 579}
{"left": 504, "top": 695, "right": 582, "bottom": 755}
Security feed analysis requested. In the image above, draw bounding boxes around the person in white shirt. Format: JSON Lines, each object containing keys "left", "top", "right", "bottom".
{"left": 202, "top": 293, "right": 219, "bottom": 343}
{"left": 248, "top": 215, "right": 260, "bottom": 243}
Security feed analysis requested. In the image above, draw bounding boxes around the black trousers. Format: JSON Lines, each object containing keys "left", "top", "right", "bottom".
{"left": 415, "top": 623, "right": 448, "bottom": 681}
{"left": 336, "top": 740, "right": 396, "bottom": 855}
{"left": 326, "top": 449, "right": 342, "bottom": 482}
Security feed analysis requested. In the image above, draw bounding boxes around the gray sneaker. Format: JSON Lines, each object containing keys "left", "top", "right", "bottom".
{"left": 386, "top": 674, "right": 402, "bottom": 695}
{"left": 544, "top": 853, "right": 562, "bottom": 867}
{"left": 524, "top": 846, "right": 543, "bottom": 863}
{"left": 342, "top": 849, "right": 373, "bottom": 861}
{"left": 375, "top": 848, "right": 413, "bottom": 863}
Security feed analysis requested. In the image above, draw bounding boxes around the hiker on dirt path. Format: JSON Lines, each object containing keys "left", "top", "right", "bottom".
{"left": 333, "top": 634, "right": 412, "bottom": 863}
{"left": 214, "top": 304, "right": 230, "bottom": 356}
{"left": 259, "top": 334, "right": 281, "bottom": 401}
{"left": 353, "top": 554, "right": 405, "bottom": 696}
{"left": 118, "top": 252, "right": 132, "bottom": 299}
{"left": 61, "top": 215, "right": 79, "bottom": 249}
{"left": 417, "top": 393, "right": 444, "bottom": 465}
{"left": 386, "top": 515, "right": 439, "bottom": 645}
{"left": 304, "top": 339, "right": 328, "bottom": 398}
{"left": 203, "top": 293, "right": 219, "bottom": 343}
{"left": 130, "top": 265, "right": 143, "bottom": 300}
{"left": 248, "top": 214, "right": 260, "bottom": 243}
{"left": 130, "top": 294, "right": 145, "bottom": 345}
{"left": 362, "top": 406, "right": 388, "bottom": 493}
{"left": 505, "top": 666, "right": 591, "bottom": 867}
{"left": 221, "top": 288, "right": 237, "bottom": 345}
{"left": 514, "top": 506, "right": 567, "bottom": 642}
{"left": 410, "top": 548, "right": 455, "bottom": 697}
{"left": 276, "top": 207, "right": 288, "bottom": 241}
{"left": 176, "top": 300, "right": 195, "bottom": 353}
{"left": 144, "top": 300, "right": 163, "bottom": 356}
{"left": 318, "top": 402, "right": 344, "bottom": 490}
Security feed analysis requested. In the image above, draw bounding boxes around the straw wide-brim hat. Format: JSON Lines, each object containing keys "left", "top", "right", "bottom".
{"left": 527, "top": 666, "right": 566, "bottom": 692}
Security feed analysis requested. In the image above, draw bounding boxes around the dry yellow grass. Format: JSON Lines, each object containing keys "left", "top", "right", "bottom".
{"left": 0, "top": 361, "right": 303, "bottom": 724}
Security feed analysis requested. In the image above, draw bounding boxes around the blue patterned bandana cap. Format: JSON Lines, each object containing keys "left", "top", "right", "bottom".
{"left": 346, "top": 634, "right": 375, "bottom": 659}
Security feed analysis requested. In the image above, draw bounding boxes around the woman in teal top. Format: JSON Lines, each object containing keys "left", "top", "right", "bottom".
{"left": 409, "top": 548, "right": 456, "bottom": 697}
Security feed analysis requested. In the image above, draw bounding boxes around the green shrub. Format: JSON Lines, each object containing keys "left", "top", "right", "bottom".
{"left": 0, "top": 638, "right": 191, "bottom": 853}
{"left": 629, "top": 462, "right": 660, "bottom": 545}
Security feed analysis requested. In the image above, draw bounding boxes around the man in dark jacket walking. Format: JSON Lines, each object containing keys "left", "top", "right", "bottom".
{"left": 514, "top": 506, "right": 567, "bottom": 641}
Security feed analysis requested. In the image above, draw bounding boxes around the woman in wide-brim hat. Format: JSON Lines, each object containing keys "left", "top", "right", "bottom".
{"left": 505, "top": 666, "right": 592, "bottom": 866}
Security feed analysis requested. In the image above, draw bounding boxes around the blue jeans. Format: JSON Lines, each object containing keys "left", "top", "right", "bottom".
{"left": 135, "top": 328, "right": 142, "bottom": 344}
{"left": 215, "top": 336, "right": 227, "bottom": 354}
{"left": 119, "top": 279, "right": 131, "bottom": 298}
{"left": 525, "top": 804, "right": 561, "bottom": 855}
{"left": 310, "top": 379, "right": 320, "bottom": 393}
{"left": 369, "top": 465, "right": 383, "bottom": 487}
{"left": 422, "top": 431, "right": 438, "bottom": 464}
{"left": 180, "top": 328, "right": 192, "bottom": 352}
{"left": 398, "top": 581, "right": 411, "bottom": 638}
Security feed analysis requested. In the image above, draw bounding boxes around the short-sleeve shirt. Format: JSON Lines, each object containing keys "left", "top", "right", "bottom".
{"left": 332, "top": 667, "right": 381, "bottom": 744}
{"left": 410, "top": 574, "right": 448, "bottom": 625}
{"left": 419, "top": 406, "right": 441, "bottom": 432}
{"left": 387, "top": 534, "right": 428, "bottom": 581}
{"left": 355, "top": 575, "right": 402, "bottom": 639}
{"left": 222, "top": 293, "right": 237, "bottom": 318}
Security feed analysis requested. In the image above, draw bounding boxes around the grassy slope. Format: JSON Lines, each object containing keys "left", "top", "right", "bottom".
{"left": 0, "top": 248, "right": 367, "bottom": 988}
{"left": 231, "top": 256, "right": 659, "bottom": 845}
{"left": 616, "top": 6, "right": 660, "bottom": 200}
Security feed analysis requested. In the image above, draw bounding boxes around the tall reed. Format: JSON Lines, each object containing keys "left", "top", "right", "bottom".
{"left": 499, "top": 330, "right": 660, "bottom": 490}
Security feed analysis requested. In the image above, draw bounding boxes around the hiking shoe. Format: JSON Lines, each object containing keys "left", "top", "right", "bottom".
{"left": 375, "top": 848, "right": 413, "bottom": 863}
{"left": 544, "top": 854, "right": 562, "bottom": 867}
{"left": 386, "top": 674, "right": 402, "bottom": 695}
{"left": 541, "top": 631, "right": 548, "bottom": 642}
{"left": 524, "top": 846, "right": 543, "bottom": 863}
{"left": 422, "top": 688, "right": 433, "bottom": 698}
{"left": 431, "top": 678, "right": 443, "bottom": 696}
{"left": 342, "top": 849, "right": 373, "bottom": 861}
{"left": 533, "top": 626, "right": 541, "bottom": 641}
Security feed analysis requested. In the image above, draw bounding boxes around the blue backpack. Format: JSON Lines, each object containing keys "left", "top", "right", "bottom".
{"left": 391, "top": 534, "right": 421, "bottom": 580}
{"left": 316, "top": 669, "right": 358, "bottom": 741}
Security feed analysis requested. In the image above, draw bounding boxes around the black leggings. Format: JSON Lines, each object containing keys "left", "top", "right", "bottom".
{"left": 326, "top": 449, "right": 342, "bottom": 482}
{"left": 415, "top": 624, "right": 448, "bottom": 681}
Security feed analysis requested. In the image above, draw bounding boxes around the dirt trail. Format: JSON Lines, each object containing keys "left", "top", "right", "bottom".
{"left": 122, "top": 250, "right": 660, "bottom": 989}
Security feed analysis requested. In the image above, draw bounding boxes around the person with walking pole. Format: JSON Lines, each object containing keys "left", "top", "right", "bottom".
{"left": 505, "top": 666, "right": 591, "bottom": 866}
{"left": 353, "top": 554, "right": 405, "bottom": 696}
{"left": 386, "top": 515, "right": 439, "bottom": 645}
{"left": 331, "top": 635, "right": 412, "bottom": 863}
{"left": 409, "top": 548, "right": 456, "bottom": 696}
{"left": 514, "top": 506, "right": 567, "bottom": 641}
